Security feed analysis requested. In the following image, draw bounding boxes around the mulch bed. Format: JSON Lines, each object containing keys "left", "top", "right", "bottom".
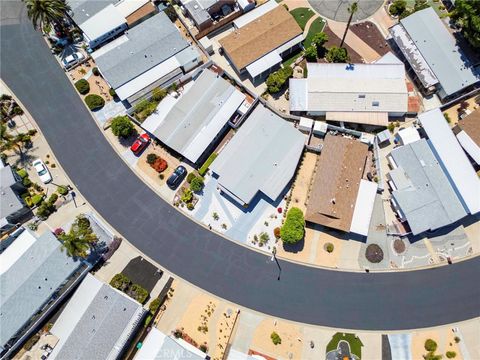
{"left": 393, "top": 239, "right": 406, "bottom": 254}
{"left": 350, "top": 21, "right": 391, "bottom": 56}
{"left": 365, "top": 244, "right": 384, "bottom": 263}
{"left": 321, "top": 26, "right": 364, "bottom": 63}
{"left": 122, "top": 256, "right": 163, "bottom": 293}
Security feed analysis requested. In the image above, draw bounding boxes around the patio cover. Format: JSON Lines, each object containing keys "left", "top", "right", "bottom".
{"left": 246, "top": 51, "right": 282, "bottom": 79}
{"left": 326, "top": 111, "right": 389, "bottom": 126}
{"left": 350, "top": 180, "right": 377, "bottom": 236}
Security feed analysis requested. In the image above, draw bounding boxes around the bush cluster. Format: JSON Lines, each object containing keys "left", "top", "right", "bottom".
{"left": 75, "top": 79, "right": 90, "bottom": 94}
{"left": 280, "top": 207, "right": 305, "bottom": 244}
{"left": 326, "top": 46, "right": 350, "bottom": 63}
{"left": 111, "top": 116, "right": 134, "bottom": 138}
{"left": 149, "top": 297, "right": 162, "bottom": 314}
{"left": 110, "top": 273, "right": 149, "bottom": 303}
{"left": 85, "top": 94, "right": 105, "bottom": 110}
{"left": 189, "top": 176, "right": 204, "bottom": 193}
{"left": 266, "top": 66, "right": 293, "bottom": 94}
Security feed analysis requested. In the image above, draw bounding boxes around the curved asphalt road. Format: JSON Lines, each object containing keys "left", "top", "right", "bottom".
{"left": 1, "top": 2, "right": 479, "bottom": 331}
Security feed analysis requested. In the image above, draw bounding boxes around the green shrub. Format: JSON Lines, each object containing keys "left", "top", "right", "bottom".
{"left": 16, "top": 168, "right": 28, "bottom": 178}
{"left": 186, "top": 172, "right": 196, "bottom": 183}
{"left": 198, "top": 153, "right": 218, "bottom": 176}
{"left": 326, "top": 46, "right": 350, "bottom": 63}
{"left": 144, "top": 314, "right": 153, "bottom": 327}
{"left": 111, "top": 116, "right": 134, "bottom": 138}
{"left": 190, "top": 176, "right": 204, "bottom": 193}
{"left": 266, "top": 66, "right": 293, "bottom": 94}
{"left": 425, "top": 339, "right": 438, "bottom": 352}
{"left": 454, "top": 336, "right": 460, "bottom": 343}
{"left": 446, "top": 351, "right": 456, "bottom": 359}
{"left": 74, "top": 79, "right": 90, "bottom": 94}
{"left": 151, "top": 88, "right": 167, "bottom": 102}
{"left": 149, "top": 298, "right": 162, "bottom": 314}
{"left": 271, "top": 331, "right": 282, "bottom": 345}
{"left": 187, "top": 202, "right": 195, "bottom": 210}
{"left": 146, "top": 153, "right": 158, "bottom": 164}
{"left": 36, "top": 202, "right": 51, "bottom": 219}
{"left": 134, "top": 99, "right": 158, "bottom": 121}
{"left": 389, "top": 0, "right": 407, "bottom": 16}
{"left": 280, "top": 207, "right": 305, "bottom": 244}
{"left": 24, "top": 196, "right": 33, "bottom": 207}
{"left": 304, "top": 46, "right": 317, "bottom": 61}
{"left": 31, "top": 194, "right": 44, "bottom": 206}
{"left": 130, "top": 283, "right": 149, "bottom": 304}
{"left": 85, "top": 94, "right": 105, "bottom": 110}
{"left": 22, "top": 176, "right": 32, "bottom": 187}
{"left": 326, "top": 243, "right": 334, "bottom": 253}
{"left": 109, "top": 88, "right": 116, "bottom": 97}
{"left": 47, "top": 193, "right": 58, "bottom": 205}
{"left": 110, "top": 273, "right": 131, "bottom": 290}
{"left": 312, "top": 32, "right": 329, "bottom": 48}
{"left": 57, "top": 185, "right": 69, "bottom": 195}
{"left": 92, "top": 67, "right": 100, "bottom": 76}
{"left": 181, "top": 188, "right": 193, "bottom": 203}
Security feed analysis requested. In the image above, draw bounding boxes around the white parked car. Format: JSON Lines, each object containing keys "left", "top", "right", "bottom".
{"left": 32, "top": 159, "right": 52, "bottom": 184}
{"left": 62, "top": 51, "right": 85, "bottom": 68}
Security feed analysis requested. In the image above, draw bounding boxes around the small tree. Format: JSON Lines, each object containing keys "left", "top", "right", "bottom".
{"left": 266, "top": 67, "right": 293, "bottom": 93}
{"left": 326, "top": 46, "right": 350, "bottom": 63}
{"left": 425, "top": 339, "right": 438, "bottom": 352}
{"left": 280, "top": 207, "right": 305, "bottom": 244}
{"left": 190, "top": 176, "right": 204, "bottom": 193}
{"left": 312, "top": 32, "right": 329, "bottom": 48}
{"left": 389, "top": 0, "right": 407, "bottom": 16}
{"left": 304, "top": 46, "right": 317, "bottom": 61}
{"left": 111, "top": 116, "right": 134, "bottom": 138}
{"left": 271, "top": 332, "right": 282, "bottom": 345}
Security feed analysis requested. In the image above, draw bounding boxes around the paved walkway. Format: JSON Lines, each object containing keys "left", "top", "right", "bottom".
{"left": 308, "top": 0, "right": 383, "bottom": 22}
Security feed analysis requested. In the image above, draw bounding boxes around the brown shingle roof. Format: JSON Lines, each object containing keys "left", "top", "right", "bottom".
{"left": 219, "top": 6, "right": 302, "bottom": 70}
{"left": 305, "top": 134, "right": 368, "bottom": 232}
{"left": 458, "top": 108, "right": 480, "bottom": 147}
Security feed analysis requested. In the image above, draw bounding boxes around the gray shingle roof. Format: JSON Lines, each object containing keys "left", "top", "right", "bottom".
{"left": 398, "top": 7, "right": 479, "bottom": 97}
{"left": 50, "top": 274, "right": 145, "bottom": 360}
{"left": 0, "top": 229, "right": 83, "bottom": 348}
{"left": 211, "top": 105, "right": 305, "bottom": 204}
{"left": 389, "top": 139, "right": 467, "bottom": 235}
{"left": 94, "top": 12, "right": 189, "bottom": 89}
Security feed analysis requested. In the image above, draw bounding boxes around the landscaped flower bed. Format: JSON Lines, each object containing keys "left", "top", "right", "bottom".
{"left": 110, "top": 273, "right": 149, "bottom": 304}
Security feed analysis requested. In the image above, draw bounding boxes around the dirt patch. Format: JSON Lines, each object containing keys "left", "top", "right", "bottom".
{"left": 350, "top": 21, "right": 390, "bottom": 56}
{"left": 249, "top": 319, "right": 302, "bottom": 359}
{"left": 322, "top": 26, "right": 364, "bottom": 63}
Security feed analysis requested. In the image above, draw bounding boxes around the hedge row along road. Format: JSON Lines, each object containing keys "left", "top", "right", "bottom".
{"left": 1, "top": 1, "right": 479, "bottom": 331}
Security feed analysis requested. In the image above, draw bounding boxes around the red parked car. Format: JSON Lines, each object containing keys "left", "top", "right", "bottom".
{"left": 130, "top": 133, "right": 150, "bottom": 155}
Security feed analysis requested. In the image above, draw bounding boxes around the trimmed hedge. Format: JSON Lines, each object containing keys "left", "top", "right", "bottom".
{"left": 75, "top": 79, "right": 90, "bottom": 94}
{"left": 85, "top": 94, "right": 105, "bottom": 110}
{"left": 16, "top": 168, "right": 28, "bottom": 178}
{"left": 149, "top": 297, "right": 162, "bottom": 314}
{"left": 57, "top": 185, "right": 69, "bottom": 195}
{"left": 280, "top": 207, "right": 305, "bottom": 244}
{"left": 198, "top": 152, "right": 217, "bottom": 176}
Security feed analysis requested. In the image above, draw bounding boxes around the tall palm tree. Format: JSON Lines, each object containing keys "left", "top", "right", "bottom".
{"left": 23, "top": 0, "right": 70, "bottom": 31}
{"left": 340, "top": 1, "right": 359, "bottom": 48}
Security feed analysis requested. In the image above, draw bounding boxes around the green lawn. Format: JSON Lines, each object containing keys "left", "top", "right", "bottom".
{"left": 289, "top": 7, "right": 315, "bottom": 30}
{"left": 326, "top": 333, "right": 363, "bottom": 359}
{"left": 303, "top": 17, "right": 326, "bottom": 48}
{"left": 282, "top": 50, "right": 303, "bottom": 67}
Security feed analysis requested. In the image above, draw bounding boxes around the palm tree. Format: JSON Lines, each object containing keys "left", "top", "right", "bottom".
{"left": 340, "top": 1, "right": 358, "bottom": 48}
{"left": 59, "top": 230, "right": 91, "bottom": 258}
{"left": 23, "top": 0, "right": 70, "bottom": 31}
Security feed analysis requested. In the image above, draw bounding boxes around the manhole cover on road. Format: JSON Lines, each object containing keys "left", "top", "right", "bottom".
{"left": 308, "top": 0, "right": 384, "bottom": 22}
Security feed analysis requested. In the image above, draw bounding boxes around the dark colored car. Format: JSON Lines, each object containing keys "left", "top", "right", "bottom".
{"left": 167, "top": 165, "right": 187, "bottom": 189}
{"left": 130, "top": 133, "right": 150, "bottom": 155}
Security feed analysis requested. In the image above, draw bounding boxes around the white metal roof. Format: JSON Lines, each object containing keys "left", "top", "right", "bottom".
{"left": 134, "top": 328, "right": 205, "bottom": 360}
{"left": 0, "top": 229, "right": 36, "bottom": 275}
{"left": 246, "top": 50, "right": 282, "bottom": 78}
{"left": 142, "top": 70, "right": 245, "bottom": 163}
{"left": 289, "top": 63, "right": 408, "bottom": 114}
{"left": 115, "top": 56, "right": 180, "bottom": 100}
{"left": 456, "top": 130, "right": 480, "bottom": 165}
{"left": 233, "top": 0, "right": 278, "bottom": 28}
{"left": 419, "top": 108, "right": 480, "bottom": 214}
{"left": 211, "top": 105, "right": 305, "bottom": 204}
{"left": 326, "top": 111, "right": 389, "bottom": 126}
{"left": 397, "top": 126, "right": 420, "bottom": 145}
{"left": 79, "top": 4, "right": 126, "bottom": 42}
{"left": 350, "top": 180, "right": 377, "bottom": 236}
